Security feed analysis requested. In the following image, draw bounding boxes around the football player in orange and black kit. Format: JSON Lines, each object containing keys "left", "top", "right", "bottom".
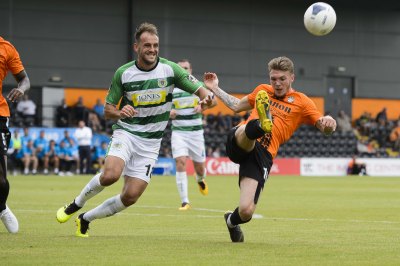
{"left": 203, "top": 56, "right": 336, "bottom": 242}
{"left": 0, "top": 37, "right": 30, "bottom": 233}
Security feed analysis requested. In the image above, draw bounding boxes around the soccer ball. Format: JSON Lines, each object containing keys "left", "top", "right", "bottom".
{"left": 304, "top": 2, "right": 336, "bottom": 36}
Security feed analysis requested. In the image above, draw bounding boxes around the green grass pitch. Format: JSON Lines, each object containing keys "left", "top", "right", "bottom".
{"left": 2, "top": 174, "right": 400, "bottom": 265}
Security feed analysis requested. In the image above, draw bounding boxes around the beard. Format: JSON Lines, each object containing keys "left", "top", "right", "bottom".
{"left": 141, "top": 55, "right": 157, "bottom": 66}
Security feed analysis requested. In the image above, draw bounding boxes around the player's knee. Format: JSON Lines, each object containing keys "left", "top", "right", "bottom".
{"left": 175, "top": 158, "right": 186, "bottom": 170}
{"left": 239, "top": 205, "right": 255, "bottom": 221}
{"left": 120, "top": 192, "right": 139, "bottom": 206}
{"left": 100, "top": 171, "right": 120, "bottom": 186}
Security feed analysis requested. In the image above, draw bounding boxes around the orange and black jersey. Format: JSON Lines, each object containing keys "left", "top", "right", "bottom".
{"left": 0, "top": 37, "right": 25, "bottom": 117}
{"left": 244, "top": 84, "right": 322, "bottom": 158}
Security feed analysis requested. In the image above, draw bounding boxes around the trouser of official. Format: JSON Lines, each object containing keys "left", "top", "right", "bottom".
{"left": 0, "top": 117, "right": 11, "bottom": 212}
{"left": 78, "top": 145, "right": 92, "bottom": 174}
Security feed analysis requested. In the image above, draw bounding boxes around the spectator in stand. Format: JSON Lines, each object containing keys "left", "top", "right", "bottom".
{"left": 389, "top": 120, "right": 400, "bottom": 151}
{"left": 11, "top": 130, "right": 22, "bottom": 150}
{"left": 17, "top": 127, "right": 31, "bottom": 160}
{"left": 21, "top": 140, "right": 38, "bottom": 175}
{"left": 45, "top": 140, "right": 60, "bottom": 175}
{"left": 212, "top": 146, "right": 221, "bottom": 158}
{"left": 92, "top": 98, "right": 105, "bottom": 129}
{"left": 55, "top": 98, "right": 71, "bottom": 127}
{"left": 94, "top": 141, "right": 108, "bottom": 171}
{"left": 34, "top": 130, "right": 49, "bottom": 174}
{"left": 57, "top": 141, "right": 76, "bottom": 176}
{"left": 8, "top": 130, "right": 22, "bottom": 175}
{"left": 336, "top": 110, "right": 353, "bottom": 133}
{"left": 16, "top": 94, "right": 36, "bottom": 126}
{"left": 374, "top": 118, "right": 390, "bottom": 148}
{"left": 93, "top": 98, "right": 104, "bottom": 118}
{"left": 375, "top": 107, "right": 388, "bottom": 123}
{"left": 355, "top": 111, "right": 373, "bottom": 137}
{"left": 68, "top": 138, "right": 80, "bottom": 174}
{"left": 206, "top": 146, "right": 213, "bottom": 157}
{"left": 72, "top": 97, "right": 88, "bottom": 125}
{"left": 74, "top": 120, "right": 93, "bottom": 174}
{"left": 87, "top": 110, "right": 103, "bottom": 132}
{"left": 60, "top": 130, "right": 80, "bottom": 173}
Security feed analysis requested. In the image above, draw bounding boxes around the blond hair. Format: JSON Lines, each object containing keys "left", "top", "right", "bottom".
{"left": 268, "top": 56, "right": 294, "bottom": 74}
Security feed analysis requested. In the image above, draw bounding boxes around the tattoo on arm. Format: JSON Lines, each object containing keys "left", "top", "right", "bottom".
{"left": 213, "top": 87, "right": 240, "bottom": 111}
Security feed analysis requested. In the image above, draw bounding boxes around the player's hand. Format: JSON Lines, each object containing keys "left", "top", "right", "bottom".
{"left": 199, "top": 92, "right": 215, "bottom": 109}
{"left": 119, "top": 105, "right": 138, "bottom": 119}
{"left": 194, "top": 105, "right": 202, "bottom": 113}
{"left": 170, "top": 109, "right": 177, "bottom": 119}
{"left": 203, "top": 72, "right": 219, "bottom": 92}
{"left": 7, "top": 88, "right": 24, "bottom": 102}
{"left": 320, "top": 115, "right": 337, "bottom": 135}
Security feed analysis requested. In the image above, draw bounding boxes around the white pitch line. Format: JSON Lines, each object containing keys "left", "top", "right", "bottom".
{"left": 15, "top": 205, "right": 400, "bottom": 224}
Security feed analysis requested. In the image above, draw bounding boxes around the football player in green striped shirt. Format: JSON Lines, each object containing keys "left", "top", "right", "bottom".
{"left": 170, "top": 59, "right": 209, "bottom": 211}
{"left": 56, "top": 22, "right": 216, "bottom": 237}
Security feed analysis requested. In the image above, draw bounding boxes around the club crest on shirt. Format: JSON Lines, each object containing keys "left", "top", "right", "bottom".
{"left": 287, "top": 96, "right": 295, "bottom": 103}
{"left": 187, "top": 74, "right": 199, "bottom": 84}
{"left": 158, "top": 78, "right": 168, "bottom": 88}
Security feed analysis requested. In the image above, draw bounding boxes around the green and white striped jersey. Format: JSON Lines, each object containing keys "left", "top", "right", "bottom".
{"left": 106, "top": 57, "right": 203, "bottom": 139}
{"left": 171, "top": 87, "right": 203, "bottom": 133}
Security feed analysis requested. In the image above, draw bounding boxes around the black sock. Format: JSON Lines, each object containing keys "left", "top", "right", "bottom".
{"left": 245, "top": 119, "right": 265, "bottom": 140}
{"left": 229, "top": 207, "right": 252, "bottom": 226}
{"left": 0, "top": 178, "right": 10, "bottom": 211}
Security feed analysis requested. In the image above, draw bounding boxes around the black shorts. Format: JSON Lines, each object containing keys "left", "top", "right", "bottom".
{"left": 0, "top": 117, "right": 10, "bottom": 156}
{"left": 226, "top": 127, "right": 273, "bottom": 188}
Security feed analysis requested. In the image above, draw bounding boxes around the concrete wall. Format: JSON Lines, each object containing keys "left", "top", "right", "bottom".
{"left": 1, "top": 0, "right": 400, "bottom": 98}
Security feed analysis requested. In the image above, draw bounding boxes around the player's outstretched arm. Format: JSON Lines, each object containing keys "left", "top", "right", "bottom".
{"left": 203, "top": 72, "right": 251, "bottom": 113}
{"left": 316, "top": 115, "right": 337, "bottom": 135}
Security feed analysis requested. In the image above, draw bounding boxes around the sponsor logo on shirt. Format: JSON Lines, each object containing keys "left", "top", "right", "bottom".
{"left": 173, "top": 98, "right": 198, "bottom": 109}
{"left": 132, "top": 90, "right": 167, "bottom": 106}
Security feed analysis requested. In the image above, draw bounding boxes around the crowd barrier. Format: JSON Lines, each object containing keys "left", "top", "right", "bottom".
{"left": 154, "top": 157, "right": 400, "bottom": 177}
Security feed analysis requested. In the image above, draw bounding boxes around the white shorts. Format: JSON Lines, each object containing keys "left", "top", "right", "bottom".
{"left": 171, "top": 130, "right": 206, "bottom": 163}
{"left": 107, "top": 129, "right": 161, "bottom": 183}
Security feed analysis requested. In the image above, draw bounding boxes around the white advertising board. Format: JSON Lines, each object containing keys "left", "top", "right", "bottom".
{"left": 300, "top": 158, "right": 400, "bottom": 177}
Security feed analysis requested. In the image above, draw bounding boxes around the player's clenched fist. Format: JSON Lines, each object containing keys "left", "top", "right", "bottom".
{"left": 120, "top": 105, "right": 138, "bottom": 119}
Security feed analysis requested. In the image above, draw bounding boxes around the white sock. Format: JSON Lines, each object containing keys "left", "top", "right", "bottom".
{"left": 83, "top": 194, "right": 126, "bottom": 222}
{"left": 176, "top": 171, "right": 189, "bottom": 203}
{"left": 74, "top": 173, "right": 104, "bottom": 207}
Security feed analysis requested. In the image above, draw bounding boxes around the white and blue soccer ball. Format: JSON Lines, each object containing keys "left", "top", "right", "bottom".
{"left": 304, "top": 2, "right": 336, "bottom": 36}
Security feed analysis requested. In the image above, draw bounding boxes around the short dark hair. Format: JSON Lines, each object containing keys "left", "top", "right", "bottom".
{"left": 134, "top": 22, "right": 158, "bottom": 42}
{"left": 178, "top": 59, "right": 192, "bottom": 68}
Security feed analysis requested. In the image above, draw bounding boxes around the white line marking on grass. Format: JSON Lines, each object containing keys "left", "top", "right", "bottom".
{"left": 17, "top": 206, "right": 399, "bottom": 224}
